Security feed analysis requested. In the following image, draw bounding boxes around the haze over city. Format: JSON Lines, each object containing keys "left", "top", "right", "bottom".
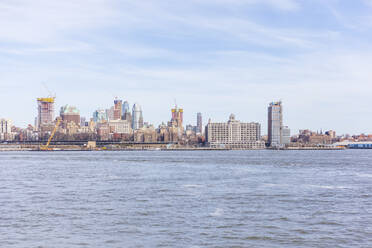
{"left": 1, "top": 0, "right": 371, "bottom": 134}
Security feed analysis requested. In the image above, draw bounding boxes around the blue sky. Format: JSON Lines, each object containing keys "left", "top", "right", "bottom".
{"left": 0, "top": 0, "right": 371, "bottom": 135}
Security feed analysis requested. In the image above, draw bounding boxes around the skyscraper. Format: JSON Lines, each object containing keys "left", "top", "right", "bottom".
{"left": 268, "top": 101, "right": 283, "bottom": 147}
{"left": 122, "top": 101, "right": 132, "bottom": 123}
{"left": 0, "top": 119, "right": 12, "bottom": 134}
{"left": 93, "top": 109, "right": 107, "bottom": 123}
{"left": 106, "top": 107, "right": 114, "bottom": 121}
{"left": 138, "top": 111, "right": 144, "bottom": 129}
{"left": 122, "top": 101, "right": 130, "bottom": 117}
{"left": 113, "top": 98, "right": 122, "bottom": 120}
{"left": 196, "top": 112, "right": 202, "bottom": 134}
{"left": 132, "top": 103, "right": 143, "bottom": 130}
{"left": 282, "top": 126, "right": 291, "bottom": 145}
{"left": 0, "top": 119, "right": 13, "bottom": 141}
{"left": 37, "top": 97, "right": 55, "bottom": 130}
{"left": 171, "top": 105, "right": 183, "bottom": 128}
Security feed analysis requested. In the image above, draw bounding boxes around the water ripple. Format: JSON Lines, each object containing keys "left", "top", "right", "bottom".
{"left": 0, "top": 150, "right": 371, "bottom": 247}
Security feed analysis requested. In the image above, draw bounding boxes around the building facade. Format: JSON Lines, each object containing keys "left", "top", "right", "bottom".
{"left": 80, "top": 117, "right": 86, "bottom": 127}
{"left": 113, "top": 99, "right": 122, "bottom": 120}
{"left": 171, "top": 105, "right": 183, "bottom": 128}
{"left": 60, "top": 105, "right": 80, "bottom": 126}
{"left": 282, "top": 126, "right": 291, "bottom": 145}
{"left": 108, "top": 120, "right": 132, "bottom": 134}
{"left": 134, "top": 126, "right": 157, "bottom": 143}
{"left": 106, "top": 106, "right": 115, "bottom": 121}
{"left": 0, "top": 119, "right": 13, "bottom": 141}
{"left": 206, "top": 114, "right": 264, "bottom": 149}
{"left": 122, "top": 101, "right": 131, "bottom": 121}
{"left": 93, "top": 109, "right": 107, "bottom": 123}
{"left": 325, "top": 130, "right": 336, "bottom": 139}
{"left": 37, "top": 97, "right": 55, "bottom": 130}
{"left": 197, "top": 112, "right": 202, "bottom": 134}
{"left": 97, "top": 122, "right": 109, "bottom": 140}
{"left": 132, "top": 103, "right": 143, "bottom": 130}
{"left": 268, "top": 101, "right": 283, "bottom": 147}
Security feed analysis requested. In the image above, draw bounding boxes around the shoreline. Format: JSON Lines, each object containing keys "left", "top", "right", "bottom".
{"left": 0, "top": 146, "right": 354, "bottom": 152}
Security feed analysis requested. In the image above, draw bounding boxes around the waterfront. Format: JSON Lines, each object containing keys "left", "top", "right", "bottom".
{"left": 1, "top": 150, "right": 371, "bottom": 247}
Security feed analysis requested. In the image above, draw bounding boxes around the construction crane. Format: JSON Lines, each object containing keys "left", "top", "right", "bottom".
{"left": 42, "top": 82, "right": 56, "bottom": 99}
{"left": 40, "top": 118, "right": 61, "bottom": 151}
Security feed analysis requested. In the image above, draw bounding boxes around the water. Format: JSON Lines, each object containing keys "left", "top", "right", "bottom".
{"left": 0, "top": 150, "right": 371, "bottom": 247}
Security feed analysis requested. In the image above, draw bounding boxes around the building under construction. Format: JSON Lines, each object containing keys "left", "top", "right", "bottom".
{"left": 37, "top": 97, "right": 55, "bottom": 131}
{"left": 171, "top": 105, "right": 183, "bottom": 128}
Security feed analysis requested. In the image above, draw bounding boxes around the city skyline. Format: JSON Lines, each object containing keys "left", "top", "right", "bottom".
{"left": 2, "top": 96, "right": 368, "bottom": 148}
{"left": 1, "top": 0, "right": 372, "bottom": 134}
{"left": 0, "top": 94, "right": 371, "bottom": 136}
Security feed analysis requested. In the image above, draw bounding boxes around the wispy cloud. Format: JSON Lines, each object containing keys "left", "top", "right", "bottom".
{"left": 0, "top": 0, "right": 371, "bottom": 134}
{"left": 0, "top": 0, "right": 116, "bottom": 43}
{"left": 191, "top": 0, "right": 299, "bottom": 11}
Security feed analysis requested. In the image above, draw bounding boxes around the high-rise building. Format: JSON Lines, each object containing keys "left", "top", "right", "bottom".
{"left": 0, "top": 119, "right": 12, "bottom": 134}
{"left": 106, "top": 107, "right": 114, "bottom": 121}
{"left": 205, "top": 114, "right": 264, "bottom": 149}
{"left": 122, "top": 101, "right": 132, "bottom": 125}
{"left": 60, "top": 105, "right": 80, "bottom": 126}
{"left": 37, "top": 97, "right": 55, "bottom": 130}
{"left": 196, "top": 112, "right": 202, "bottom": 134}
{"left": 122, "top": 101, "right": 130, "bottom": 118}
{"left": 282, "top": 126, "right": 291, "bottom": 145}
{"left": 138, "top": 111, "right": 144, "bottom": 129}
{"left": 0, "top": 119, "right": 13, "bottom": 141}
{"left": 93, "top": 109, "right": 107, "bottom": 123}
{"left": 268, "top": 101, "right": 283, "bottom": 147}
{"left": 113, "top": 98, "right": 122, "bottom": 120}
{"left": 132, "top": 103, "right": 143, "bottom": 130}
{"left": 171, "top": 105, "right": 183, "bottom": 128}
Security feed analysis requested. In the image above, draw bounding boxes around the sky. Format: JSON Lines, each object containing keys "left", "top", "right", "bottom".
{"left": 0, "top": 0, "right": 371, "bottom": 135}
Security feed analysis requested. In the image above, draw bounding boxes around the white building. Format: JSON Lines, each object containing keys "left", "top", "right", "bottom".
{"left": 108, "top": 120, "right": 132, "bottom": 134}
{"left": 205, "top": 114, "right": 265, "bottom": 149}
{"left": 282, "top": 126, "right": 291, "bottom": 145}
{"left": 268, "top": 101, "right": 291, "bottom": 148}
{"left": 0, "top": 119, "right": 13, "bottom": 141}
{"left": 268, "top": 101, "right": 282, "bottom": 147}
{"left": 132, "top": 103, "right": 143, "bottom": 130}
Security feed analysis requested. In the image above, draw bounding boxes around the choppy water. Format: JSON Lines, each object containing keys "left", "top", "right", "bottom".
{"left": 0, "top": 150, "right": 371, "bottom": 247}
